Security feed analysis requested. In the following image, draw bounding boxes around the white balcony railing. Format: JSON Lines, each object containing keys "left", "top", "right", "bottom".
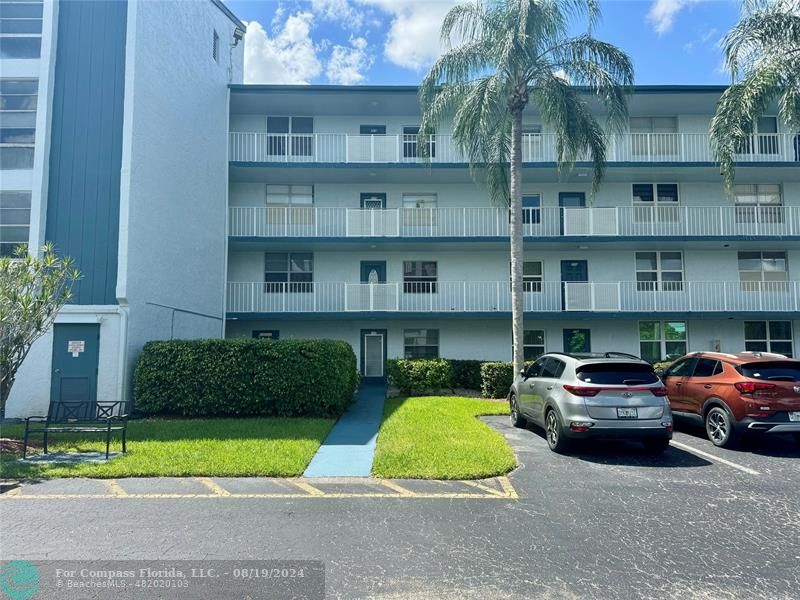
{"left": 229, "top": 132, "right": 800, "bottom": 164}
{"left": 228, "top": 205, "right": 800, "bottom": 238}
{"left": 226, "top": 281, "right": 800, "bottom": 314}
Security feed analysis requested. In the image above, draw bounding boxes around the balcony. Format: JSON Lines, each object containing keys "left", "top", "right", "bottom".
{"left": 229, "top": 132, "right": 800, "bottom": 164}
{"left": 228, "top": 205, "right": 800, "bottom": 239}
{"left": 226, "top": 281, "right": 800, "bottom": 315}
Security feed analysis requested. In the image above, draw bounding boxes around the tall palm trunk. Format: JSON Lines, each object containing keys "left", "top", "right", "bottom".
{"left": 509, "top": 107, "right": 525, "bottom": 375}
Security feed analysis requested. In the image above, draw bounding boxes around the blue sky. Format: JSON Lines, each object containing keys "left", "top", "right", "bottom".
{"left": 226, "top": 0, "right": 741, "bottom": 86}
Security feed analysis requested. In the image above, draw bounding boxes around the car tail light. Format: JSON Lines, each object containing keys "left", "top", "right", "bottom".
{"left": 650, "top": 387, "right": 668, "bottom": 397}
{"left": 734, "top": 382, "right": 776, "bottom": 394}
{"left": 662, "top": 422, "right": 673, "bottom": 434}
{"left": 570, "top": 421, "right": 595, "bottom": 432}
{"left": 563, "top": 385, "right": 600, "bottom": 397}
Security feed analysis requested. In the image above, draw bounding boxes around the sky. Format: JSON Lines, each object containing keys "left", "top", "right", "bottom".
{"left": 225, "top": 0, "right": 742, "bottom": 86}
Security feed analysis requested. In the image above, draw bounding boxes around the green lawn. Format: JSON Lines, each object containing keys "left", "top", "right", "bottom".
{"left": 372, "top": 396, "right": 516, "bottom": 480}
{"left": 0, "top": 418, "right": 334, "bottom": 479}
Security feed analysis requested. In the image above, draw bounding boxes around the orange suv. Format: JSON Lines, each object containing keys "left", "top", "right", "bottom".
{"left": 663, "top": 352, "right": 800, "bottom": 447}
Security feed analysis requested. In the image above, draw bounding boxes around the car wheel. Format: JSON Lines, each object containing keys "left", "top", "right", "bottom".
{"left": 642, "top": 437, "right": 670, "bottom": 454}
{"left": 545, "top": 409, "right": 570, "bottom": 453}
{"left": 509, "top": 394, "right": 526, "bottom": 428}
{"left": 705, "top": 406, "right": 737, "bottom": 448}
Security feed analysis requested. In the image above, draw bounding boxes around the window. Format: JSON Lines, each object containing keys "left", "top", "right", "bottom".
{"left": 738, "top": 251, "right": 787, "bottom": 291}
{"left": 629, "top": 117, "right": 678, "bottom": 157}
{"left": 403, "top": 261, "right": 437, "bottom": 293}
{"left": 635, "top": 251, "right": 684, "bottom": 291}
{"left": 632, "top": 183, "right": 679, "bottom": 223}
{"left": 0, "top": 78, "right": 37, "bottom": 170}
{"left": 522, "top": 194, "right": 541, "bottom": 225}
{"left": 402, "top": 193, "right": 437, "bottom": 227}
{"left": 523, "top": 329, "right": 545, "bottom": 361}
{"left": 0, "top": 190, "right": 30, "bottom": 256}
{"left": 738, "top": 116, "right": 779, "bottom": 155}
{"left": 264, "top": 252, "right": 313, "bottom": 292}
{"left": 665, "top": 357, "right": 695, "bottom": 378}
{"left": 266, "top": 185, "right": 313, "bottom": 206}
{"left": 639, "top": 321, "right": 687, "bottom": 363}
{"left": 692, "top": 358, "right": 722, "bottom": 378}
{"left": 575, "top": 363, "right": 659, "bottom": 385}
{"left": 402, "top": 126, "right": 435, "bottom": 158}
{"left": 212, "top": 30, "right": 219, "bottom": 62}
{"left": 733, "top": 184, "right": 783, "bottom": 224}
{"left": 404, "top": 329, "right": 439, "bottom": 359}
{"left": 541, "top": 357, "right": 566, "bottom": 379}
{"left": 266, "top": 116, "right": 313, "bottom": 156}
{"left": 510, "top": 261, "right": 543, "bottom": 293}
{"left": 252, "top": 330, "right": 279, "bottom": 340}
{"left": 744, "top": 321, "right": 794, "bottom": 357}
{"left": 0, "top": 1, "right": 42, "bottom": 38}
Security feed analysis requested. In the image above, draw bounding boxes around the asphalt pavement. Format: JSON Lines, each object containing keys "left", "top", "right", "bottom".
{"left": 2, "top": 417, "right": 798, "bottom": 599}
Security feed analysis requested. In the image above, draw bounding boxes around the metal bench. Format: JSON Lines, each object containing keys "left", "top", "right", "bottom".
{"left": 23, "top": 401, "right": 129, "bottom": 460}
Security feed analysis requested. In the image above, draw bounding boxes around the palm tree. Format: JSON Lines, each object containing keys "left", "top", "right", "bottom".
{"left": 711, "top": 0, "right": 800, "bottom": 187}
{"left": 418, "top": 0, "right": 633, "bottom": 374}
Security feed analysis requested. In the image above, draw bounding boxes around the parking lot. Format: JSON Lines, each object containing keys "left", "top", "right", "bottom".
{"left": 2, "top": 415, "right": 798, "bottom": 599}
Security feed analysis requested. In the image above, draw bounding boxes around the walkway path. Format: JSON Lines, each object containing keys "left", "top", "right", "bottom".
{"left": 303, "top": 380, "right": 386, "bottom": 477}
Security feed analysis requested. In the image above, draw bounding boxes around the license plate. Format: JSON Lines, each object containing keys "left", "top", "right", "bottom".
{"left": 789, "top": 412, "right": 800, "bottom": 422}
{"left": 617, "top": 407, "right": 638, "bottom": 419}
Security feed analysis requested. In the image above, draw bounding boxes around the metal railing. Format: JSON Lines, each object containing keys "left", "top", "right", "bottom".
{"left": 228, "top": 205, "right": 800, "bottom": 238}
{"left": 229, "top": 132, "right": 800, "bottom": 164}
{"left": 226, "top": 280, "right": 800, "bottom": 314}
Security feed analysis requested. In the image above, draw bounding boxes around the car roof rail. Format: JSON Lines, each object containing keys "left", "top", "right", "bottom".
{"left": 544, "top": 351, "right": 645, "bottom": 361}
{"left": 603, "top": 351, "right": 643, "bottom": 360}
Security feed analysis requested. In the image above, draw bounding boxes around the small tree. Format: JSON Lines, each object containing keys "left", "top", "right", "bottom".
{"left": 0, "top": 243, "right": 80, "bottom": 419}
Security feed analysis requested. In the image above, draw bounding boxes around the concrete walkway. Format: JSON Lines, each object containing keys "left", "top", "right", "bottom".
{"left": 303, "top": 380, "right": 386, "bottom": 478}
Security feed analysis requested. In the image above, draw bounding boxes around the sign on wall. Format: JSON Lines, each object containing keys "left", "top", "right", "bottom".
{"left": 68, "top": 340, "right": 85, "bottom": 358}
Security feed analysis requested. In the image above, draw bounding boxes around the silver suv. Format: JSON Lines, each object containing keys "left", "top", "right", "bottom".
{"left": 508, "top": 352, "right": 673, "bottom": 453}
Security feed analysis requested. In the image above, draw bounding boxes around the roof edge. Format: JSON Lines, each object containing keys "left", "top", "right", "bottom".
{"left": 210, "top": 0, "right": 245, "bottom": 30}
{"left": 229, "top": 84, "right": 730, "bottom": 94}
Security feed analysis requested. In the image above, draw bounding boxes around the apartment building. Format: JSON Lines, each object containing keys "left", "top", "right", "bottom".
{"left": 2, "top": 0, "right": 245, "bottom": 417}
{"left": 225, "top": 86, "right": 800, "bottom": 378}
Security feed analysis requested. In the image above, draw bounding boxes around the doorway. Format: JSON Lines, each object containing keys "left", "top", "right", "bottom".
{"left": 559, "top": 192, "right": 586, "bottom": 234}
{"left": 361, "top": 329, "right": 387, "bottom": 379}
{"left": 360, "top": 261, "right": 387, "bottom": 283}
{"left": 560, "top": 259, "right": 588, "bottom": 310}
{"left": 50, "top": 323, "right": 100, "bottom": 412}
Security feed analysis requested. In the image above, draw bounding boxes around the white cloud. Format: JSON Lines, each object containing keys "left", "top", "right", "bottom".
{"left": 326, "top": 36, "right": 374, "bottom": 85}
{"left": 311, "top": 0, "right": 365, "bottom": 30}
{"left": 646, "top": 0, "right": 702, "bottom": 34}
{"left": 357, "top": 0, "right": 459, "bottom": 70}
{"left": 243, "top": 14, "right": 322, "bottom": 84}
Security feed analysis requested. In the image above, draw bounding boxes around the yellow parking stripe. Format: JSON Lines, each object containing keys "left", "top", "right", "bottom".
{"left": 103, "top": 480, "right": 128, "bottom": 497}
{"left": 497, "top": 476, "right": 519, "bottom": 499}
{"left": 459, "top": 480, "right": 506, "bottom": 497}
{"left": 195, "top": 477, "right": 231, "bottom": 496}
{"left": 379, "top": 480, "right": 417, "bottom": 497}
{"left": 290, "top": 481, "right": 325, "bottom": 496}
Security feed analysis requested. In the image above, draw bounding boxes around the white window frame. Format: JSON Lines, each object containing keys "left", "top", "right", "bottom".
{"left": 403, "top": 329, "right": 440, "bottom": 359}
{"left": 510, "top": 260, "right": 543, "bottom": 293}
{"left": 744, "top": 321, "right": 794, "bottom": 357}
{"left": 0, "top": 78, "right": 38, "bottom": 171}
{"left": 522, "top": 329, "right": 546, "bottom": 361}
{"left": 402, "top": 193, "right": 438, "bottom": 227}
{"left": 266, "top": 184, "right": 314, "bottom": 206}
{"left": 638, "top": 320, "right": 688, "bottom": 363}
{"left": 733, "top": 184, "right": 783, "bottom": 224}
{"left": 631, "top": 183, "right": 680, "bottom": 223}
{"left": 264, "top": 252, "right": 313, "bottom": 293}
{"left": 403, "top": 260, "right": 437, "bottom": 294}
{"left": 737, "top": 251, "right": 788, "bottom": 291}
{"left": 0, "top": 190, "right": 31, "bottom": 257}
{"left": 635, "top": 251, "right": 684, "bottom": 292}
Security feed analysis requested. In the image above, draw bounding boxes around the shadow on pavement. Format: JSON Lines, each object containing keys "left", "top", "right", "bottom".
{"left": 674, "top": 419, "right": 800, "bottom": 459}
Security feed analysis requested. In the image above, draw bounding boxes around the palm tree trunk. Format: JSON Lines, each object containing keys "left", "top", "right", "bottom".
{"left": 509, "top": 108, "right": 525, "bottom": 375}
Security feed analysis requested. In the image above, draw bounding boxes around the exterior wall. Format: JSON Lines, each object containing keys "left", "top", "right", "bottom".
{"left": 117, "top": 0, "right": 244, "bottom": 390}
{"left": 44, "top": 0, "right": 128, "bottom": 304}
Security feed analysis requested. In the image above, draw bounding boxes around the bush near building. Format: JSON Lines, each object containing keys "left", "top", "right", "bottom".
{"left": 386, "top": 358, "right": 515, "bottom": 398}
{"left": 134, "top": 339, "right": 358, "bottom": 418}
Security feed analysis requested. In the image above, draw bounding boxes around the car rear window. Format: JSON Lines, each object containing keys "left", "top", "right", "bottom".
{"left": 739, "top": 362, "right": 800, "bottom": 381}
{"left": 575, "top": 364, "right": 659, "bottom": 385}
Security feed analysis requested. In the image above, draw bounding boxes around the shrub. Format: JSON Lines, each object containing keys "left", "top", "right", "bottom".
{"left": 133, "top": 339, "right": 358, "bottom": 418}
{"left": 480, "top": 362, "right": 515, "bottom": 399}
{"left": 449, "top": 359, "right": 483, "bottom": 390}
{"left": 386, "top": 358, "right": 453, "bottom": 395}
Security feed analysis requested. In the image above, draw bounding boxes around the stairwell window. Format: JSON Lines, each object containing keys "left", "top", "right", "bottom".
{"left": 0, "top": 190, "right": 30, "bottom": 256}
{"left": 639, "top": 321, "right": 687, "bottom": 363}
{"left": 0, "top": 0, "right": 42, "bottom": 58}
{"left": 744, "top": 321, "right": 793, "bottom": 357}
{"left": 635, "top": 251, "right": 684, "bottom": 292}
{"left": 733, "top": 184, "right": 783, "bottom": 224}
{"left": 404, "top": 329, "right": 439, "bottom": 359}
{"left": 0, "top": 78, "right": 37, "bottom": 170}
{"left": 264, "top": 252, "right": 313, "bottom": 293}
{"left": 403, "top": 261, "right": 437, "bottom": 293}
{"left": 738, "top": 251, "right": 787, "bottom": 292}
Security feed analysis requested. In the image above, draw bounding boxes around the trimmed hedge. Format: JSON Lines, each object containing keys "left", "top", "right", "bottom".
{"left": 480, "top": 362, "right": 515, "bottom": 399}
{"left": 386, "top": 358, "right": 515, "bottom": 398}
{"left": 133, "top": 339, "right": 358, "bottom": 418}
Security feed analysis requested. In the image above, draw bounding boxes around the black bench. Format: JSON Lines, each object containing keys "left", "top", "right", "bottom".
{"left": 23, "top": 401, "right": 129, "bottom": 460}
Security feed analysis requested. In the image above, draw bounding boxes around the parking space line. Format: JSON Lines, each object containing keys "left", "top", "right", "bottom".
{"left": 670, "top": 440, "right": 761, "bottom": 475}
{"left": 195, "top": 477, "right": 231, "bottom": 496}
{"left": 290, "top": 481, "right": 325, "bottom": 496}
{"left": 459, "top": 480, "right": 505, "bottom": 497}
{"left": 497, "top": 476, "right": 519, "bottom": 498}
{"left": 103, "top": 480, "right": 129, "bottom": 496}
{"left": 379, "top": 480, "right": 417, "bottom": 497}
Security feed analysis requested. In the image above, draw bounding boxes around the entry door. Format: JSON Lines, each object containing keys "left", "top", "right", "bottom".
{"left": 50, "top": 323, "right": 100, "bottom": 412}
{"left": 360, "top": 261, "right": 387, "bottom": 283}
{"left": 360, "top": 193, "right": 387, "bottom": 209}
{"left": 559, "top": 192, "right": 586, "bottom": 234}
{"left": 561, "top": 259, "right": 588, "bottom": 309}
{"left": 361, "top": 330, "right": 387, "bottom": 378}
{"left": 563, "top": 329, "right": 591, "bottom": 353}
